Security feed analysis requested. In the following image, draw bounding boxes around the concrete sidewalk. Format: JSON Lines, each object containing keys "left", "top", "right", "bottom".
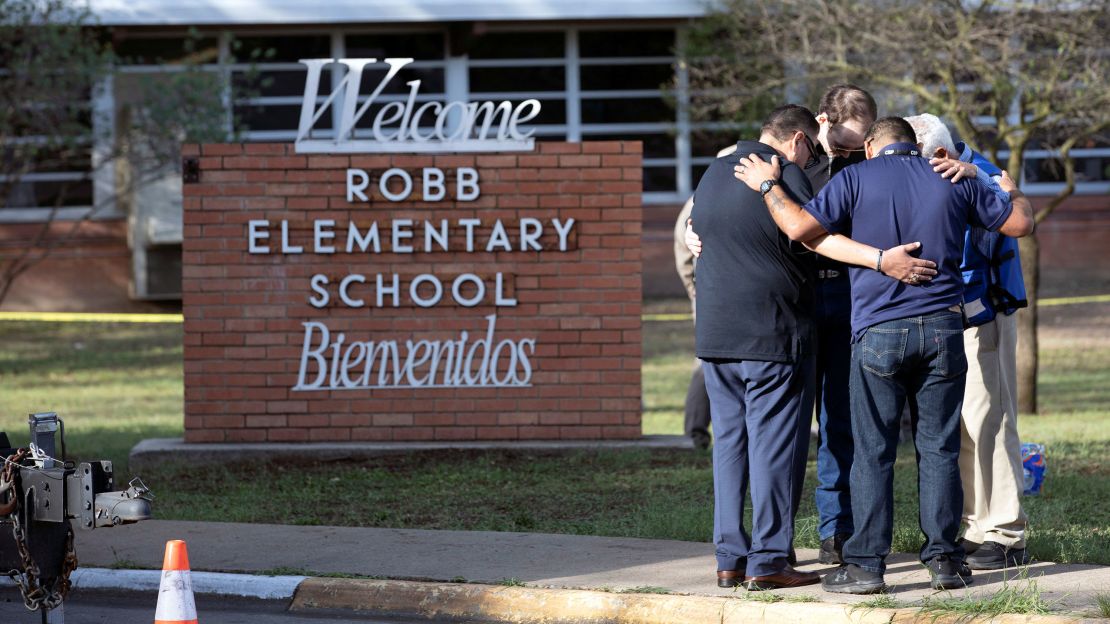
{"left": 73, "top": 519, "right": 1109, "bottom": 621}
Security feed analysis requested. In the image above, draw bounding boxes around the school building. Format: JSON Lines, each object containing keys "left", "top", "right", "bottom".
{"left": 1, "top": 1, "right": 1106, "bottom": 312}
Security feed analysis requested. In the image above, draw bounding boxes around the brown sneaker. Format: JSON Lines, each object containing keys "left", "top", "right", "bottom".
{"left": 744, "top": 564, "right": 820, "bottom": 591}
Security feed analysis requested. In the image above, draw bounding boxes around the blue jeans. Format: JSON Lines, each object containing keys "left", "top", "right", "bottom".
{"left": 814, "top": 278, "right": 853, "bottom": 540}
{"left": 842, "top": 310, "right": 967, "bottom": 573}
{"left": 704, "top": 357, "right": 814, "bottom": 577}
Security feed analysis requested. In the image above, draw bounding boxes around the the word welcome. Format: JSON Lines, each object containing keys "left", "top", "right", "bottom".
{"left": 295, "top": 58, "right": 541, "bottom": 154}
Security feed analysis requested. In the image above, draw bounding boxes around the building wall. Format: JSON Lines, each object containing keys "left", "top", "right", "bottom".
{"left": 181, "top": 141, "right": 643, "bottom": 443}
{"left": 0, "top": 220, "right": 167, "bottom": 313}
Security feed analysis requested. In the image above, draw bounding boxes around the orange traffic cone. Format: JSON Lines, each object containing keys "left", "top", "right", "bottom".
{"left": 154, "top": 540, "right": 198, "bottom": 624}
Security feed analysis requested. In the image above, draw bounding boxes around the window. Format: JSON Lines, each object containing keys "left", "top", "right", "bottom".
{"left": 1, "top": 101, "right": 96, "bottom": 219}
{"left": 231, "top": 36, "right": 330, "bottom": 138}
{"left": 579, "top": 30, "right": 675, "bottom": 57}
{"left": 346, "top": 33, "right": 445, "bottom": 59}
{"left": 580, "top": 64, "right": 673, "bottom": 91}
{"left": 233, "top": 35, "right": 331, "bottom": 63}
{"left": 113, "top": 36, "right": 219, "bottom": 65}
{"left": 468, "top": 32, "right": 564, "bottom": 59}
{"left": 467, "top": 31, "right": 567, "bottom": 137}
{"left": 578, "top": 29, "right": 680, "bottom": 196}
{"left": 581, "top": 98, "right": 672, "bottom": 125}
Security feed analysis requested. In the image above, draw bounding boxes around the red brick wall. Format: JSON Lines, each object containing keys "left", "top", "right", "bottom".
{"left": 181, "top": 142, "right": 643, "bottom": 443}
{"left": 0, "top": 220, "right": 168, "bottom": 313}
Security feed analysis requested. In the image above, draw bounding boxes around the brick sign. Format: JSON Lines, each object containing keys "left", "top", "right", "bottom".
{"left": 182, "top": 141, "right": 643, "bottom": 443}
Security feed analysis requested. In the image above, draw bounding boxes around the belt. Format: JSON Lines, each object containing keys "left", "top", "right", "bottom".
{"left": 818, "top": 269, "right": 842, "bottom": 279}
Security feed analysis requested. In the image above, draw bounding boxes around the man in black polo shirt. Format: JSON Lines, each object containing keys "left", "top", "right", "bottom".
{"left": 733, "top": 117, "right": 1034, "bottom": 593}
{"left": 692, "top": 104, "right": 820, "bottom": 591}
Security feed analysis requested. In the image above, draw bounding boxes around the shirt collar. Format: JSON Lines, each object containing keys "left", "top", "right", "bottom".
{"left": 877, "top": 142, "right": 922, "bottom": 157}
{"left": 955, "top": 141, "right": 975, "bottom": 164}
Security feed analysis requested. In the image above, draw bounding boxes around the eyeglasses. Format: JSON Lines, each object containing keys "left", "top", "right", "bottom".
{"left": 801, "top": 133, "right": 821, "bottom": 170}
{"left": 828, "top": 143, "right": 866, "bottom": 159}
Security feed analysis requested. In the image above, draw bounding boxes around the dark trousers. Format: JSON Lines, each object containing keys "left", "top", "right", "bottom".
{"left": 814, "top": 276, "right": 854, "bottom": 541}
{"left": 842, "top": 310, "right": 968, "bottom": 573}
{"left": 703, "top": 357, "right": 814, "bottom": 576}
{"left": 684, "top": 362, "right": 711, "bottom": 442}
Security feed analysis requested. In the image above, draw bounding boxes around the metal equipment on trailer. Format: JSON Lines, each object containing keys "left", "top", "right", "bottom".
{"left": 1, "top": 412, "right": 154, "bottom": 623}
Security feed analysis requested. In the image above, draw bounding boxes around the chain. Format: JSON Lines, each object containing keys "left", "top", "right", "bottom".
{"left": 2, "top": 449, "right": 79, "bottom": 612}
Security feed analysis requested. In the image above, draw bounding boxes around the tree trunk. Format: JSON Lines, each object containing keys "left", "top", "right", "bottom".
{"left": 1016, "top": 233, "right": 1039, "bottom": 414}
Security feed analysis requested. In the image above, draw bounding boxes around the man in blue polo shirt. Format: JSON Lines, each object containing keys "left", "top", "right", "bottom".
{"left": 909, "top": 113, "right": 1033, "bottom": 571}
{"left": 733, "top": 117, "right": 1034, "bottom": 593}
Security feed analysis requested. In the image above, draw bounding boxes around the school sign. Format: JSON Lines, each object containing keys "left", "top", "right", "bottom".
{"left": 181, "top": 59, "right": 643, "bottom": 443}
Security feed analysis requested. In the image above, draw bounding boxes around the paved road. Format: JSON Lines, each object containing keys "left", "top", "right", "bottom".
{"left": 0, "top": 589, "right": 457, "bottom": 624}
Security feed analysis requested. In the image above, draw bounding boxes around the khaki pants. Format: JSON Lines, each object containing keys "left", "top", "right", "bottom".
{"left": 959, "top": 312, "right": 1027, "bottom": 548}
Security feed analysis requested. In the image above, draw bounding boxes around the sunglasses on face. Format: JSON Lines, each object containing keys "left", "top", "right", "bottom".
{"left": 828, "top": 143, "right": 866, "bottom": 159}
{"left": 801, "top": 133, "right": 821, "bottom": 169}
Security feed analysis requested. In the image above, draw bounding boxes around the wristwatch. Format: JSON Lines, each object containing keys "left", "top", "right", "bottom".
{"left": 760, "top": 179, "right": 778, "bottom": 196}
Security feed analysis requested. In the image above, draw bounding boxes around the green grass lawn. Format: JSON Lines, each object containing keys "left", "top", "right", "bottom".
{"left": 0, "top": 311, "right": 1106, "bottom": 565}
{"left": 0, "top": 321, "right": 182, "bottom": 466}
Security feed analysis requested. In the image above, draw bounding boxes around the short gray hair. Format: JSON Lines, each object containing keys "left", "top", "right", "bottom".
{"left": 904, "top": 113, "right": 956, "bottom": 157}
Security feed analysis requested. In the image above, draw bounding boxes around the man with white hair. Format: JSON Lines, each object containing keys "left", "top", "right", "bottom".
{"left": 906, "top": 114, "right": 1032, "bottom": 570}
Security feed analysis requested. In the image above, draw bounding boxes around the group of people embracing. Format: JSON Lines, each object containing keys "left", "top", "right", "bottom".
{"left": 683, "top": 85, "right": 1034, "bottom": 594}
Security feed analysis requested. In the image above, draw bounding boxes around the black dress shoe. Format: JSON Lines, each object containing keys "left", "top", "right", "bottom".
{"left": 966, "top": 541, "right": 1032, "bottom": 570}
{"left": 819, "top": 533, "right": 850, "bottom": 565}
{"left": 717, "top": 570, "right": 744, "bottom": 588}
{"left": 821, "top": 564, "right": 885, "bottom": 594}
{"left": 926, "top": 555, "right": 973, "bottom": 590}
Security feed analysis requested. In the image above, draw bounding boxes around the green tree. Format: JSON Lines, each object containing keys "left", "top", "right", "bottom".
{"left": 686, "top": 0, "right": 1110, "bottom": 413}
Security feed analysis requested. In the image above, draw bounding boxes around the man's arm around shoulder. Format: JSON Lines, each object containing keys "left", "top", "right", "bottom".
{"left": 733, "top": 154, "right": 827, "bottom": 242}
{"left": 995, "top": 171, "right": 1034, "bottom": 237}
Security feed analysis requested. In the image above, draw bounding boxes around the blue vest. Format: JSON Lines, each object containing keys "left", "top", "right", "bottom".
{"left": 958, "top": 144, "right": 1028, "bottom": 325}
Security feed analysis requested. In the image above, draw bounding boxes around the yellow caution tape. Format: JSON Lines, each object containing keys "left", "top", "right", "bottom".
{"left": 1038, "top": 293, "right": 1110, "bottom": 307}
{"left": 0, "top": 311, "right": 183, "bottom": 323}
{"left": 642, "top": 313, "right": 693, "bottom": 322}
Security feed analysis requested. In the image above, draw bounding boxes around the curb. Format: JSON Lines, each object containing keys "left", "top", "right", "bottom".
{"left": 0, "top": 568, "right": 306, "bottom": 601}
{"left": 0, "top": 571, "right": 1099, "bottom": 623}
{"left": 290, "top": 578, "right": 1102, "bottom": 624}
